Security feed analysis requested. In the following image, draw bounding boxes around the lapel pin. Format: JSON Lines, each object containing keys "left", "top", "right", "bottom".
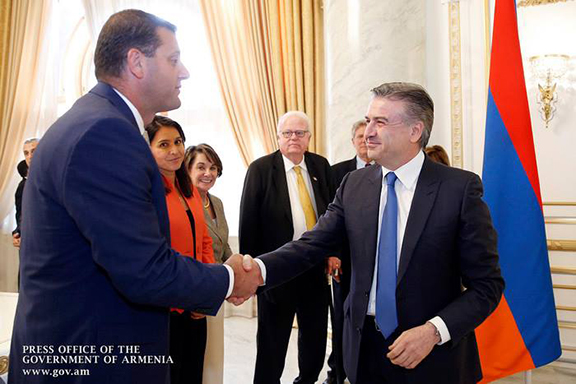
{"left": 313, "top": 176, "right": 318, "bottom": 181}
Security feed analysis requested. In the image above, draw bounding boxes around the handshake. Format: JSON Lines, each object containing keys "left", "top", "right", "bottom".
{"left": 224, "top": 254, "right": 264, "bottom": 306}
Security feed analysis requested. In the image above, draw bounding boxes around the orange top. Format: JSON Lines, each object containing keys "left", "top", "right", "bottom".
{"left": 163, "top": 175, "right": 214, "bottom": 264}
{"left": 163, "top": 176, "right": 214, "bottom": 315}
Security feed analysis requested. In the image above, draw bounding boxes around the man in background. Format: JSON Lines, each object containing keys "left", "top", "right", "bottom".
{"left": 239, "top": 111, "right": 336, "bottom": 384}
{"left": 10, "top": 10, "right": 259, "bottom": 384}
{"left": 324, "top": 120, "right": 373, "bottom": 384}
{"left": 12, "top": 138, "right": 38, "bottom": 249}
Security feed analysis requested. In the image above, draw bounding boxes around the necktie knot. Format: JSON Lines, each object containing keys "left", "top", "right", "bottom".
{"left": 385, "top": 172, "right": 397, "bottom": 187}
{"left": 294, "top": 165, "right": 302, "bottom": 175}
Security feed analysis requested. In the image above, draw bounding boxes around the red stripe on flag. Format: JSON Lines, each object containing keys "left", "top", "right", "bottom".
{"left": 476, "top": 296, "right": 535, "bottom": 383}
{"left": 488, "top": 0, "right": 542, "bottom": 207}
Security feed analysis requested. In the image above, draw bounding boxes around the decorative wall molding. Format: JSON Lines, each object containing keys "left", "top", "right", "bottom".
{"left": 545, "top": 217, "right": 576, "bottom": 224}
{"left": 544, "top": 201, "right": 576, "bottom": 206}
{"left": 518, "top": 0, "right": 574, "bottom": 7}
{"left": 448, "top": 2, "right": 463, "bottom": 168}
{"left": 548, "top": 239, "right": 576, "bottom": 251}
{"left": 551, "top": 266, "right": 576, "bottom": 275}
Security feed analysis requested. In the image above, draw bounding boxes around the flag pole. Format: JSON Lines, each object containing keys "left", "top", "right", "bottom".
{"left": 524, "top": 370, "right": 532, "bottom": 384}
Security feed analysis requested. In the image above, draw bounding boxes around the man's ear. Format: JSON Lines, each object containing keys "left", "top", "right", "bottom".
{"left": 410, "top": 121, "right": 424, "bottom": 144}
{"left": 126, "top": 48, "right": 145, "bottom": 79}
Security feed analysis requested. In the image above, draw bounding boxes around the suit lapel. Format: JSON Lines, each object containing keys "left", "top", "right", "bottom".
{"left": 203, "top": 201, "right": 222, "bottom": 243}
{"left": 305, "top": 154, "right": 327, "bottom": 214}
{"left": 272, "top": 151, "right": 293, "bottom": 226}
{"left": 361, "top": 166, "right": 383, "bottom": 277}
{"left": 397, "top": 158, "right": 440, "bottom": 286}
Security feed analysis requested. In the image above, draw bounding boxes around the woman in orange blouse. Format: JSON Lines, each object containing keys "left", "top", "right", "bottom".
{"left": 146, "top": 116, "right": 214, "bottom": 384}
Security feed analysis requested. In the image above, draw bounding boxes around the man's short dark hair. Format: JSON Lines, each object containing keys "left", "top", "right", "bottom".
{"left": 94, "top": 9, "right": 176, "bottom": 80}
{"left": 370, "top": 82, "right": 434, "bottom": 148}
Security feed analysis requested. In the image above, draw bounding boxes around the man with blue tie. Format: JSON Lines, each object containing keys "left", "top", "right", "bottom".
{"left": 252, "top": 82, "right": 504, "bottom": 383}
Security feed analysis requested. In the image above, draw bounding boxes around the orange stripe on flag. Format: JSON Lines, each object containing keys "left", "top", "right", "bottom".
{"left": 475, "top": 296, "right": 535, "bottom": 383}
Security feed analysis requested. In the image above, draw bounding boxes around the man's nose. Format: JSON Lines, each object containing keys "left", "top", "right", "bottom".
{"left": 179, "top": 62, "right": 190, "bottom": 80}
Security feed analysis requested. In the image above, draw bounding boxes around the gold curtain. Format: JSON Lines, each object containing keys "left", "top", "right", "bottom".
{"left": 0, "top": 0, "right": 52, "bottom": 222}
{"left": 199, "top": 0, "right": 325, "bottom": 166}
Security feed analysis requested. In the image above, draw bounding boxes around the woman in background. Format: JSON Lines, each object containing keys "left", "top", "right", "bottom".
{"left": 146, "top": 116, "right": 214, "bottom": 384}
{"left": 185, "top": 144, "right": 231, "bottom": 384}
{"left": 425, "top": 144, "right": 451, "bottom": 166}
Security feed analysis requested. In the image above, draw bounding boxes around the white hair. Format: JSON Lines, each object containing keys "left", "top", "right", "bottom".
{"left": 24, "top": 137, "right": 39, "bottom": 145}
{"left": 277, "top": 111, "right": 311, "bottom": 133}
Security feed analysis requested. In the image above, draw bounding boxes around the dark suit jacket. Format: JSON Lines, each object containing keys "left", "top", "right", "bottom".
{"left": 332, "top": 157, "right": 357, "bottom": 189}
{"left": 9, "top": 82, "right": 229, "bottom": 384}
{"left": 330, "top": 157, "right": 357, "bottom": 296}
{"left": 239, "top": 150, "right": 335, "bottom": 303}
{"left": 259, "top": 156, "right": 504, "bottom": 384}
{"left": 12, "top": 178, "right": 25, "bottom": 236}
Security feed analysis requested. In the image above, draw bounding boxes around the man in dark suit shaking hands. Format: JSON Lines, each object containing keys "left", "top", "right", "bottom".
{"left": 9, "top": 10, "right": 260, "bottom": 384}
{"left": 254, "top": 82, "right": 504, "bottom": 384}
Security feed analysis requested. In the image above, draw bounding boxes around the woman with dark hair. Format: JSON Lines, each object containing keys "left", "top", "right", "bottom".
{"left": 146, "top": 116, "right": 214, "bottom": 384}
{"left": 185, "top": 144, "right": 230, "bottom": 384}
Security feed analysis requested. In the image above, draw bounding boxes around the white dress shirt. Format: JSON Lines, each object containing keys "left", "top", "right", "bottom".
{"left": 282, "top": 154, "right": 319, "bottom": 240}
{"left": 366, "top": 151, "right": 450, "bottom": 344}
{"left": 113, "top": 87, "right": 235, "bottom": 298}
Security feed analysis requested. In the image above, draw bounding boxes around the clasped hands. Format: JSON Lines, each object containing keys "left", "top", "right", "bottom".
{"left": 224, "top": 254, "right": 263, "bottom": 306}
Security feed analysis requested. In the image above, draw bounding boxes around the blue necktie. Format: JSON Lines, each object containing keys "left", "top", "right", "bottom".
{"left": 376, "top": 172, "right": 398, "bottom": 338}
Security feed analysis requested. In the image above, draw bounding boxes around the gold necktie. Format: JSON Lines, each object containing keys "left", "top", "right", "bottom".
{"left": 293, "top": 166, "right": 317, "bottom": 230}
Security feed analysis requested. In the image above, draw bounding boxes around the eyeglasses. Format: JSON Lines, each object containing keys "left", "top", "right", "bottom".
{"left": 279, "top": 130, "right": 309, "bottom": 139}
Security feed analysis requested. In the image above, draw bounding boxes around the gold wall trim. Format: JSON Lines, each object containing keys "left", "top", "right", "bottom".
{"left": 0, "top": 356, "right": 8, "bottom": 375}
{"left": 551, "top": 266, "right": 576, "bottom": 275}
{"left": 448, "top": 2, "right": 463, "bottom": 169}
{"left": 557, "top": 305, "right": 576, "bottom": 312}
{"left": 544, "top": 201, "right": 576, "bottom": 206}
{"left": 518, "top": 0, "right": 574, "bottom": 7}
{"left": 563, "top": 345, "right": 576, "bottom": 352}
{"left": 554, "top": 284, "right": 576, "bottom": 290}
{"left": 548, "top": 239, "right": 576, "bottom": 251}
{"left": 545, "top": 217, "right": 576, "bottom": 225}
{"left": 559, "top": 321, "right": 576, "bottom": 329}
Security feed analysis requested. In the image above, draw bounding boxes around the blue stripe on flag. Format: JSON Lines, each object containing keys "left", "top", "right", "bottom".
{"left": 483, "top": 90, "right": 561, "bottom": 366}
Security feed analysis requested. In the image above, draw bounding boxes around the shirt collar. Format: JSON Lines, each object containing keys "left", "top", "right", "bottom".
{"left": 282, "top": 153, "right": 308, "bottom": 173}
{"left": 356, "top": 156, "right": 374, "bottom": 169}
{"left": 380, "top": 151, "right": 424, "bottom": 190}
{"left": 112, "top": 88, "right": 145, "bottom": 135}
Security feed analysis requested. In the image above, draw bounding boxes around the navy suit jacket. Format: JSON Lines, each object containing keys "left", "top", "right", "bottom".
{"left": 9, "top": 82, "right": 229, "bottom": 383}
{"left": 259, "top": 156, "right": 504, "bottom": 384}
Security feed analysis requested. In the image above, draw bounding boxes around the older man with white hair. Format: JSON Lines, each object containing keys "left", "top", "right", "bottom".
{"left": 239, "top": 111, "right": 337, "bottom": 384}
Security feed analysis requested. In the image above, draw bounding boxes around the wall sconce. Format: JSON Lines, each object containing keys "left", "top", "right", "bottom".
{"left": 529, "top": 54, "right": 570, "bottom": 128}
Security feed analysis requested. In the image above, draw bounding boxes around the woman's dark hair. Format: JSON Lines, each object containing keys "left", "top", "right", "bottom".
{"left": 185, "top": 144, "right": 223, "bottom": 178}
{"left": 145, "top": 115, "right": 193, "bottom": 198}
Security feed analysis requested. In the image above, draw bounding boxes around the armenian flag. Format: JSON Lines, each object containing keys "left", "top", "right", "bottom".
{"left": 476, "top": 0, "right": 562, "bottom": 382}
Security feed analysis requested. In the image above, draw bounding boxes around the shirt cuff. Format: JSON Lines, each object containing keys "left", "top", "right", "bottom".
{"left": 429, "top": 316, "right": 451, "bottom": 345}
{"left": 223, "top": 264, "right": 234, "bottom": 298}
{"left": 254, "top": 258, "right": 267, "bottom": 285}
